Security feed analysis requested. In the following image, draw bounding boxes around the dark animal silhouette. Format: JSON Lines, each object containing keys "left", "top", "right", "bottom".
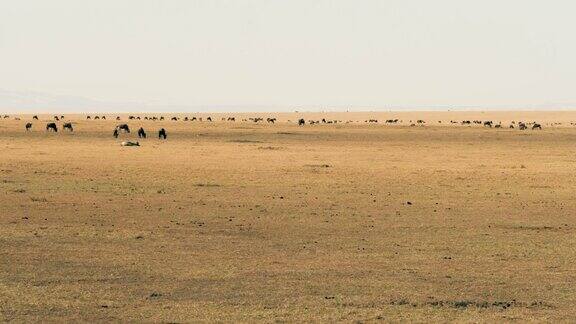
{"left": 138, "top": 127, "right": 147, "bottom": 138}
{"left": 207, "top": 117, "right": 212, "bottom": 122}
{"left": 298, "top": 118, "right": 305, "bottom": 126}
{"left": 116, "top": 124, "right": 130, "bottom": 133}
{"left": 25, "top": 123, "right": 33, "bottom": 131}
{"left": 54, "top": 116, "right": 60, "bottom": 121}
{"left": 46, "top": 122, "right": 58, "bottom": 132}
{"left": 158, "top": 128, "right": 167, "bottom": 139}
{"left": 532, "top": 123, "right": 542, "bottom": 130}
{"left": 63, "top": 122, "right": 73, "bottom": 131}
{"left": 33, "top": 115, "right": 38, "bottom": 120}
{"left": 113, "top": 129, "right": 119, "bottom": 138}
{"left": 484, "top": 121, "right": 493, "bottom": 127}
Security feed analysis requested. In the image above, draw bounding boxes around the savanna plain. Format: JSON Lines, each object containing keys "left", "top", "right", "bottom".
{"left": 1, "top": 111, "right": 576, "bottom": 322}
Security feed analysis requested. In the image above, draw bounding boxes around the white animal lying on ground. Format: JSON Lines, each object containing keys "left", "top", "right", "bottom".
{"left": 121, "top": 141, "right": 140, "bottom": 146}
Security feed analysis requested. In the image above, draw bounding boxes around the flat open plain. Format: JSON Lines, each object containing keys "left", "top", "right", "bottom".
{"left": 1, "top": 111, "right": 576, "bottom": 322}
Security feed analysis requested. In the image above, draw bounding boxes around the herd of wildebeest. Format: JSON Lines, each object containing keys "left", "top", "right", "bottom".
{"left": 0, "top": 114, "right": 552, "bottom": 141}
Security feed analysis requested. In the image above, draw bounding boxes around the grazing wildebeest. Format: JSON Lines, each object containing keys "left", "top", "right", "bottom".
{"left": 94, "top": 116, "right": 100, "bottom": 120}
{"left": 227, "top": 117, "right": 235, "bottom": 121}
{"left": 495, "top": 124, "right": 502, "bottom": 128}
{"left": 267, "top": 118, "right": 276, "bottom": 123}
{"left": 191, "top": 117, "right": 197, "bottom": 121}
{"left": 54, "top": 116, "right": 60, "bottom": 121}
{"left": 25, "top": 123, "right": 32, "bottom": 131}
{"left": 121, "top": 141, "right": 140, "bottom": 146}
{"left": 138, "top": 127, "right": 147, "bottom": 138}
{"left": 63, "top": 122, "right": 73, "bottom": 131}
{"left": 518, "top": 122, "right": 527, "bottom": 130}
{"left": 46, "top": 122, "right": 58, "bottom": 132}
{"left": 532, "top": 123, "right": 542, "bottom": 130}
{"left": 101, "top": 116, "right": 106, "bottom": 120}
{"left": 298, "top": 118, "right": 305, "bottom": 126}
{"left": 483, "top": 121, "right": 493, "bottom": 127}
{"left": 116, "top": 116, "right": 121, "bottom": 121}
{"left": 207, "top": 117, "right": 212, "bottom": 122}
{"left": 113, "top": 129, "right": 119, "bottom": 138}
{"left": 171, "top": 117, "right": 178, "bottom": 121}
{"left": 417, "top": 119, "right": 425, "bottom": 124}
{"left": 116, "top": 124, "right": 130, "bottom": 133}
{"left": 33, "top": 115, "right": 38, "bottom": 120}
{"left": 87, "top": 116, "right": 91, "bottom": 120}
{"left": 158, "top": 128, "right": 167, "bottom": 139}
{"left": 509, "top": 125, "right": 515, "bottom": 129}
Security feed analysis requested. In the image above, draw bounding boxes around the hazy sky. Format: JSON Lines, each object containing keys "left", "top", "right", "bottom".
{"left": 1, "top": 0, "right": 576, "bottom": 111}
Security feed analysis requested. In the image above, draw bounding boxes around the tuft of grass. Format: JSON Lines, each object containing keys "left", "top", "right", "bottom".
{"left": 194, "top": 183, "right": 221, "bottom": 187}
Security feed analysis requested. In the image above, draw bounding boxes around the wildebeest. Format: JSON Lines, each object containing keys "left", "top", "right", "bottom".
{"left": 33, "top": 115, "right": 38, "bottom": 120}
{"left": 94, "top": 116, "right": 100, "bottom": 120}
{"left": 267, "top": 118, "right": 276, "bottom": 124}
{"left": 63, "top": 122, "right": 73, "bottom": 131}
{"left": 207, "top": 117, "right": 212, "bottom": 122}
{"left": 116, "top": 116, "right": 121, "bottom": 121}
{"left": 87, "top": 116, "right": 91, "bottom": 120}
{"left": 113, "top": 129, "right": 119, "bottom": 138}
{"left": 25, "top": 123, "right": 33, "bottom": 131}
{"left": 532, "top": 123, "right": 542, "bottom": 130}
{"left": 46, "top": 122, "right": 58, "bottom": 132}
{"left": 54, "top": 116, "right": 60, "bottom": 121}
{"left": 138, "top": 127, "right": 147, "bottom": 138}
{"left": 298, "top": 118, "right": 305, "bottom": 126}
{"left": 121, "top": 141, "right": 140, "bottom": 146}
{"left": 158, "top": 128, "right": 167, "bottom": 139}
{"left": 518, "top": 122, "right": 527, "bottom": 130}
{"left": 116, "top": 124, "right": 130, "bottom": 133}
{"left": 483, "top": 121, "right": 493, "bottom": 127}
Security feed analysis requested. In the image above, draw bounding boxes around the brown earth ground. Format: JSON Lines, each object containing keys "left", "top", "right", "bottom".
{"left": 1, "top": 111, "right": 576, "bottom": 322}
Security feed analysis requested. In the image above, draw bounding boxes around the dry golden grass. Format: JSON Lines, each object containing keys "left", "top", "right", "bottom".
{"left": 1, "top": 112, "right": 576, "bottom": 322}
